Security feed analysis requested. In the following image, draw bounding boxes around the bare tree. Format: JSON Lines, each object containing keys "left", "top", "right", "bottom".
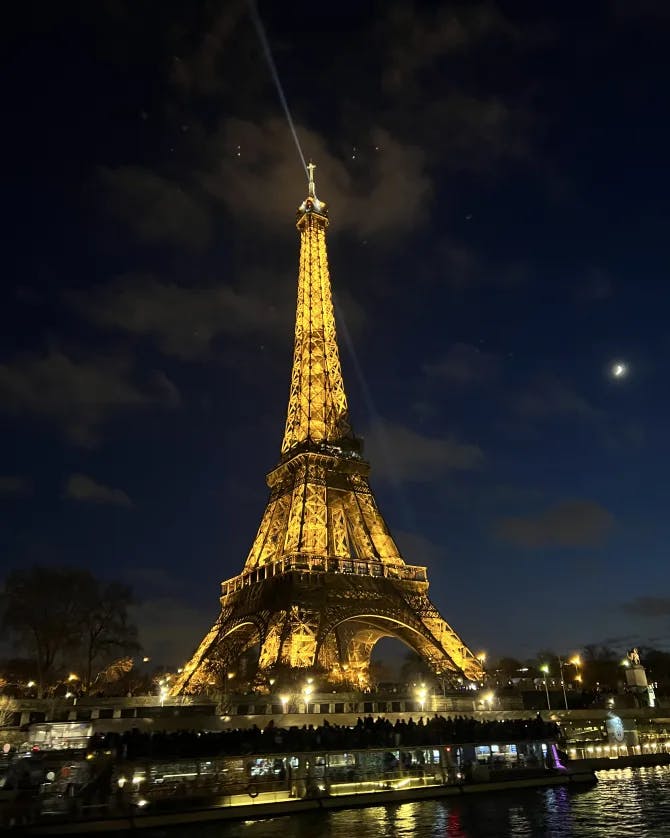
{"left": 1, "top": 567, "right": 87, "bottom": 696}
{"left": 75, "top": 580, "right": 139, "bottom": 693}
{"left": 1, "top": 567, "right": 139, "bottom": 696}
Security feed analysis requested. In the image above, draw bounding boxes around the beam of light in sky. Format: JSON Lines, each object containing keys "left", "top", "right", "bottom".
{"left": 248, "top": 1, "right": 308, "bottom": 179}
{"left": 335, "top": 296, "right": 416, "bottom": 533}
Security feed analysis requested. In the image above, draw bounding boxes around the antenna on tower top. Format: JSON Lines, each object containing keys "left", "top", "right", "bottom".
{"left": 307, "top": 161, "right": 316, "bottom": 197}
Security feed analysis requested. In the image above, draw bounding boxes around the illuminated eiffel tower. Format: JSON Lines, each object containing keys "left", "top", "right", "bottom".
{"left": 172, "top": 165, "right": 483, "bottom": 694}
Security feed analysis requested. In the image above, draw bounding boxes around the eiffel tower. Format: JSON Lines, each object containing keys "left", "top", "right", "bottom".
{"left": 172, "top": 165, "right": 483, "bottom": 694}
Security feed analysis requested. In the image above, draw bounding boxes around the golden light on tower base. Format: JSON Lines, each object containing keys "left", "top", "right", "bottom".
{"left": 171, "top": 166, "right": 482, "bottom": 696}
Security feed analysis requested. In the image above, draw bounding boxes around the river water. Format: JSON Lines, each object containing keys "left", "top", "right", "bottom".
{"left": 159, "top": 766, "right": 670, "bottom": 838}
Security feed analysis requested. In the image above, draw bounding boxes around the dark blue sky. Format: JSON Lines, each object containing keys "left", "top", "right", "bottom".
{"left": 2, "top": 1, "right": 670, "bottom": 666}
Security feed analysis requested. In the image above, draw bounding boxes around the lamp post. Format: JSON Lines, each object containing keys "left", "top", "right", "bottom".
{"left": 477, "top": 652, "right": 487, "bottom": 681}
{"left": 540, "top": 664, "right": 551, "bottom": 710}
{"left": 303, "top": 684, "right": 313, "bottom": 713}
{"left": 557, "top": 657, "right": 569, "bottom": 710}
{"left": 568, "top": 654, "right": 582, "bottom": 693}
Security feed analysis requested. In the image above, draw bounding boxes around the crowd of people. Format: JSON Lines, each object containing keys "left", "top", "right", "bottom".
{"left": 90, "top": 714, "right": 561, "bottom": 760}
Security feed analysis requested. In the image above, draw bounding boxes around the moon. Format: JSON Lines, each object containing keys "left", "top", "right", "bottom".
{"left": 610, "top": 361, "right": 628, "bottom": 379}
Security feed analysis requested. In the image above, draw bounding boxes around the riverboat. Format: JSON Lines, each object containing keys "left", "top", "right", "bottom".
{"left": 1, "top": 736, "right": 596, "bottom": 833}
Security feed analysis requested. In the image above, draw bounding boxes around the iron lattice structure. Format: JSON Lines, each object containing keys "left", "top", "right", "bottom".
{"left": 172, "top": 168, "right": 483, "bottom": 695}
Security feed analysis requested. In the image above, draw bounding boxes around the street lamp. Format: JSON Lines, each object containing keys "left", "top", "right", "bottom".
{"left": 540, "top": 665, "right": 551, "bottom": 710}
{"left": 416, "top": 684, "right": 427, "bottom": 713}
{"left": 477, "top": 652, "right": 487, "bottom": 683}
{"left": 303, "top": 683, "right": 313, "bottom": 713}
{"left": 564, "top": 654, "right": 583, "bottom": 692}
{"left": 557, "top": 657, "right": 569, "bottom": 710}
{"left": 280, "top": 694, "right": 289, "bottom": 714}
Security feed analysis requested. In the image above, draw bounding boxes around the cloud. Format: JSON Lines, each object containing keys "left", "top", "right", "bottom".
{"left": 72, "top": 273, "right": 286, "bottom": 359}
{"left": 393, "top": 529, "right": 444, "bottom": 566}
{"left": 98, "top": 166, "right": 212, "bottom": 248}
{"left": 0, "top": 350, "right": 179, "bottom": 445}
{"left": 130, "top": 597, "right": 214, "bottom": 666}
{"left": 622, "top": 597, "right": 670, "bottom": 617}
{"left": 495, "top": 499, "right": 614, "bottom": 548}
{"left": 432, "top": 238, "right": 528, "bottom": 289}
{"left": 64, "top": 473, "right": 132, "bottom": 507}
{"left": 422, "top": 95, "right": 531, "bottom": 171}
{"left": 423, "top": 343, "right": 500, "bottom": 385}
{"left": 383, "top": 2, "right": 521, "bottom": 92}
{"left": 201, "top": 119, "right": 431, "bottom": 237}
{"left": 514, "top": 376, "right": 600, "bottom": 421}
{"left": 365, "top": 420, "right": 484, "bottom": 482}
{"left": 0, "top": 476, "right": 33, "bottom": 497}
{"left": 170, "top": 4, "right": 248, "bottom": 97}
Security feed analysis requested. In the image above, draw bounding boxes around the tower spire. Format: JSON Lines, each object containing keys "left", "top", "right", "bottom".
{"left": 307, "top": 161, "right": 316, "bottom": 198}
{"left": 281, "top": 163, "right": 354, "bottom": 457}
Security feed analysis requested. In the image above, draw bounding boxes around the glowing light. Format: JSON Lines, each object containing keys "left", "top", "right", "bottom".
{"left": 551, "top": 744, "right": 566, "bottom": 770}
{"left": 26, "top": 681, "right": 35, "bottom": 688}
{"left": 610, "top": 361, "right": 628, "bottom": 379}
{"left": 67, "top": 673, "right": 79, "bottom": 682}
{"left": 569, "top": 655, "right": 581, "bottom": 667}
{"left": 477, "top": 652, "right": 487, "bottom": 664}
{"left": 540, "top": 664, "right": 550, "bottom": 674}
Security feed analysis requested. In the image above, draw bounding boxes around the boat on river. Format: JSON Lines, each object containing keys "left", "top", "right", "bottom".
{"left": 1, "top": 737, "right": 596, "bottom": 834}
{"left": 0, "top": 741, "right": 595, "bottom": 835}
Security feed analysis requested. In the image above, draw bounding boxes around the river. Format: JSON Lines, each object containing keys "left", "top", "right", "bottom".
{"left": 149, "top": 766, "right": 670, "bottom": 838}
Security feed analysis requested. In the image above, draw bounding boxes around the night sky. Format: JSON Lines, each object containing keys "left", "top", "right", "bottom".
{"left": 3, "top": 1, "right": 670, "bottom": 668}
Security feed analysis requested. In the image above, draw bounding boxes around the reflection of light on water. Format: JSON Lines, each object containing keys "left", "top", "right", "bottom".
{"left": 545, "top": 785, "right": 572, "bottom": 832}
{"left": 395, "top": 802, "right": 420, "bottom": 834}
{"left": 508, "top": 805, "right": 532, "bottom": 834}
{"left": 233, "top": 767, "right": 670, "bottom": 837}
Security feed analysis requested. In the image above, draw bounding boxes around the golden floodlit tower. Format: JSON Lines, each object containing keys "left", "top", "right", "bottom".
{"left": 171, "top": 164, "right": 482, "bottom": 694}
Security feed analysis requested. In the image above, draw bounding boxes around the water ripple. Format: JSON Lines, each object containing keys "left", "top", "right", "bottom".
{"left": 149, "top": 766, "right": 670, "bottom": 838}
